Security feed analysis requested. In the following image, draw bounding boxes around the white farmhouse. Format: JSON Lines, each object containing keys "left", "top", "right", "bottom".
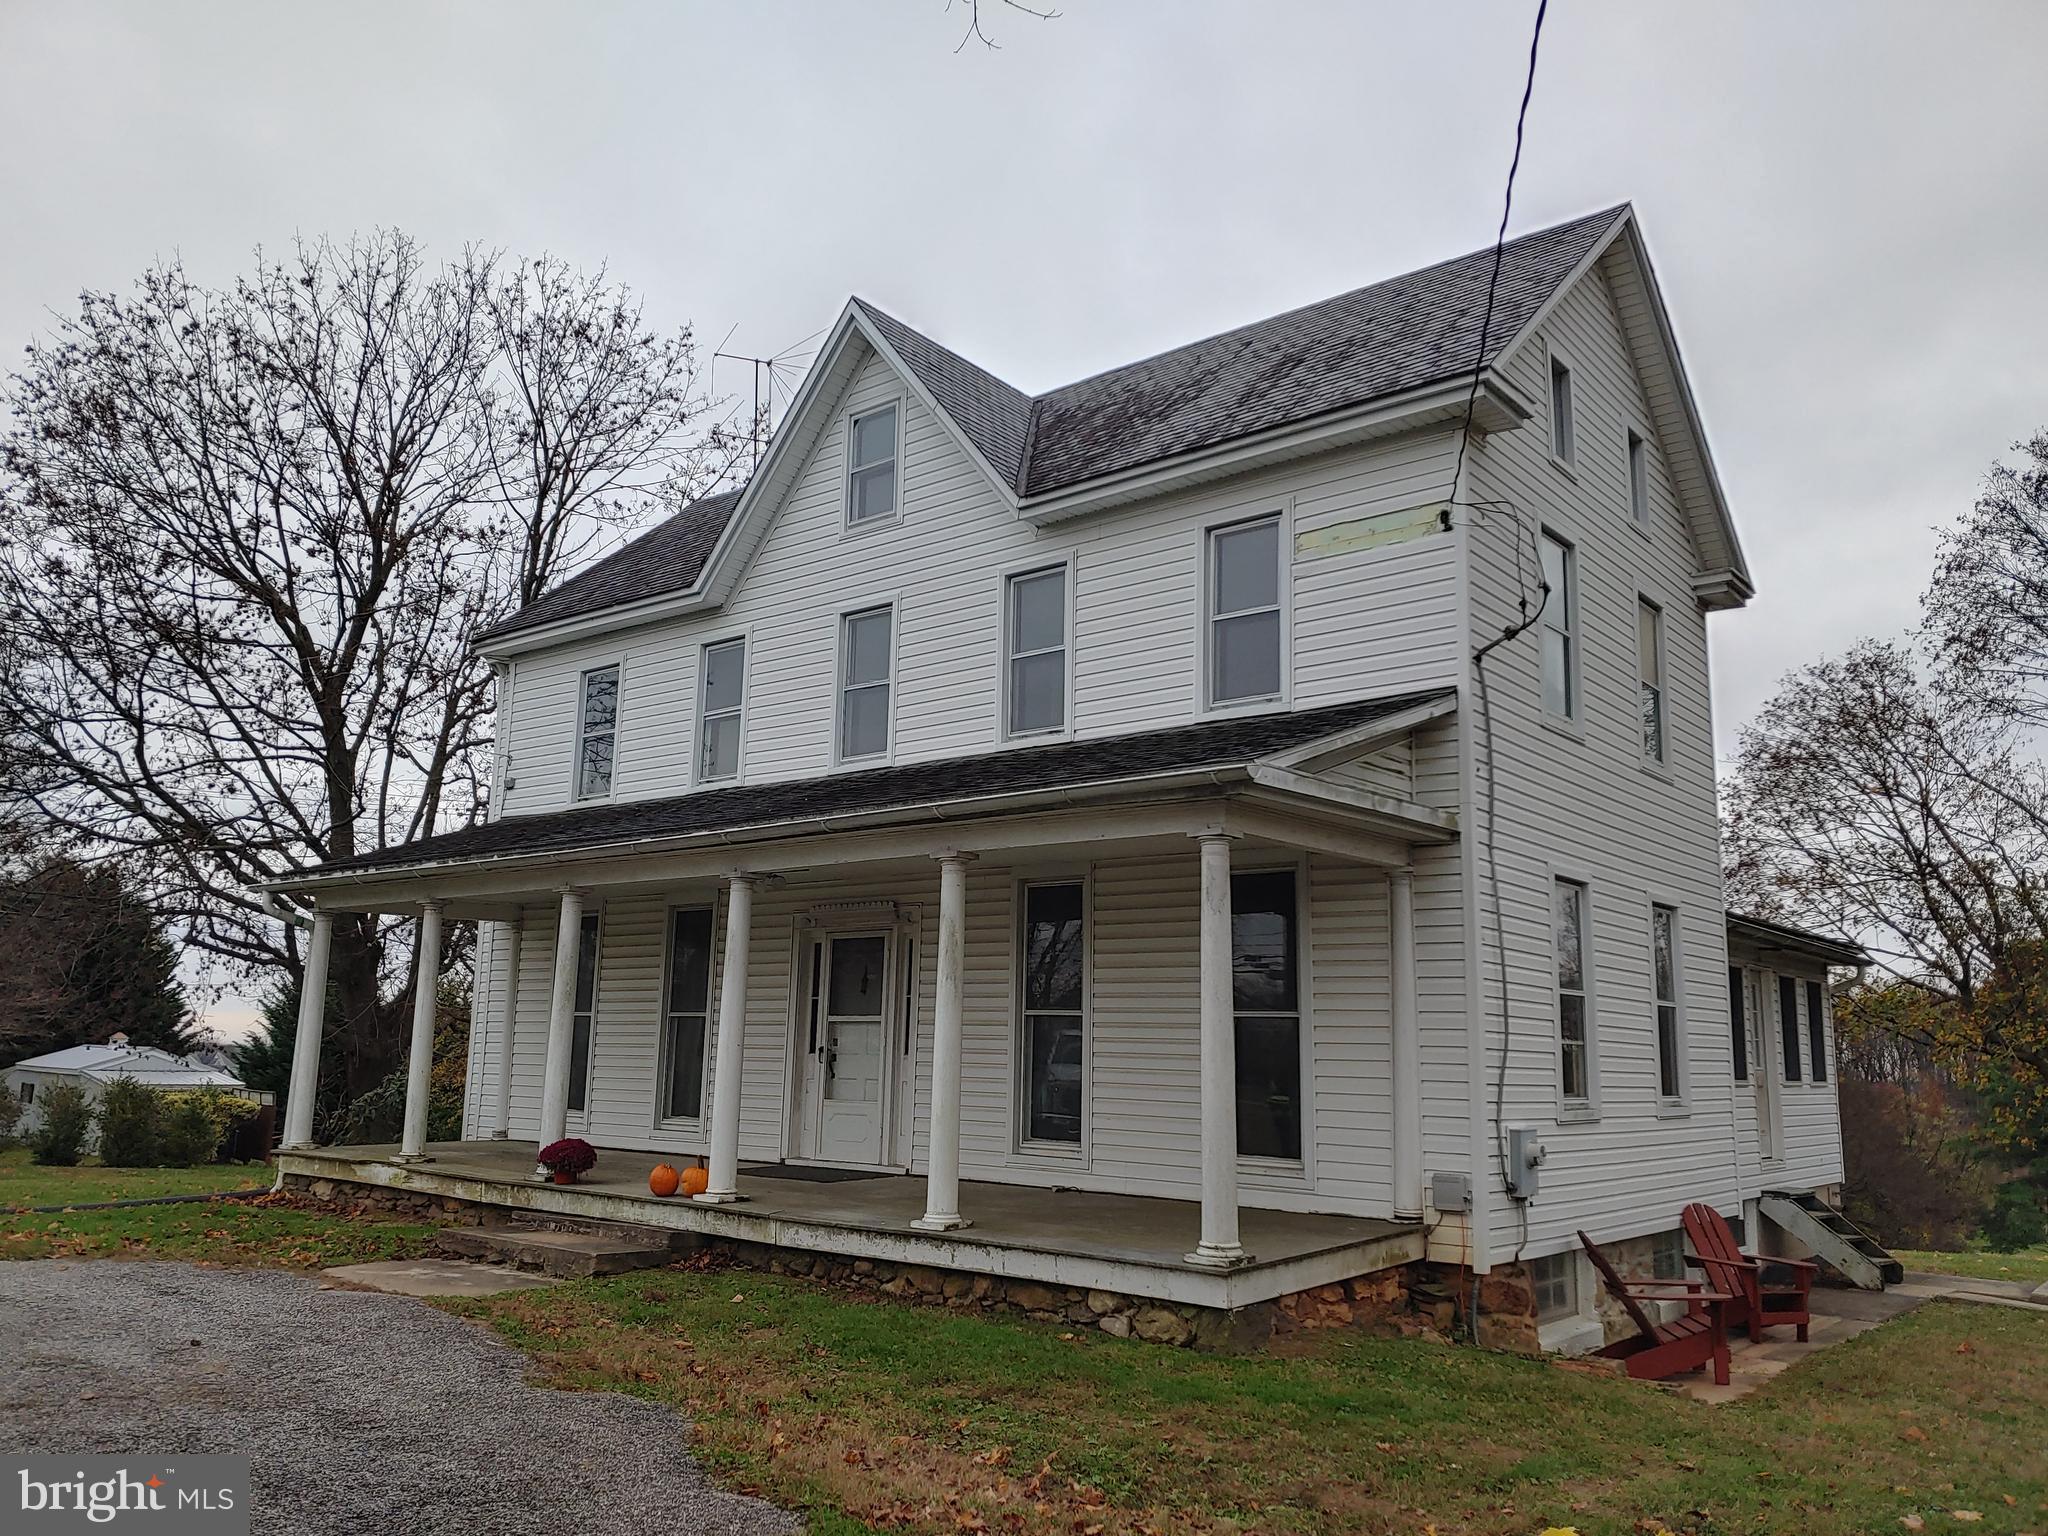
{"left": 265, "top": 205, "right": 1877, "bottom": 1347}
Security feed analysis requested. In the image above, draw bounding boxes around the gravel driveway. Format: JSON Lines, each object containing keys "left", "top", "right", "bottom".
{"left": 0, "top": 1260, "right": 799, "bottom": 1536}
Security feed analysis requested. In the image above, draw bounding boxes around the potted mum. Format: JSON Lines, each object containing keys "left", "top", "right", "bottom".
{"left": 536, "top": 1137, "right": 597, "bottom": 1185}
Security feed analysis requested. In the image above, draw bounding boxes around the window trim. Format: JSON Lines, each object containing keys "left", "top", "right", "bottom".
{"left": 567, "top": 906, "right": 603, "bottom": 1120}
{"left": 1627, "top": 427, "right": 1651, "bottom": 528}
{"left": 843, "top": 397, "right": 904, "bottom": 531}
{"left": 693, "top": 631, "right": 749, "bottom": 785}
{"left": 833, "top": 599, "right": 899, "bottom": 766}
{"left": 1805, "top": 977, "right": 1830, "bottom": 1083}
{"left": 1231, "top": 858, "right": 1314, "bottom": 1177}
{"left": 998, "top": 556, "right": 1076, "bottom": 743}
{"left": 1649, "top": 900, "right": 1686, "bottom": 1107}
{"left": 1012, "top": 874, "right": 1092, "bottom": 1160}
{"left": 1637, "top": 594, "right": 1668, "bottom": 769}
{"left": 571, "top": 660, "right": 624, "bottom": 802}
{"left": 1550, "top": 869, "right": 1600, "bottom": 1116}
{"left": 1778, "top": 973, "right": 1804, "bottom": 1084}
{"left": 1546, "top": 343, "right": 1578, "bottom": 471}
{"left": 1199, "top": 504, "right": 1293, "bottom": 716}
{"left": 653, "top": 899, "right": 721, "bottom": 1131}
{"left": 1538, "top": 528, "right": 1581, "bottom": 728}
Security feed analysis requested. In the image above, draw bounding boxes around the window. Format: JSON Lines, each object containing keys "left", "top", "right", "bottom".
{"left": 846, "top": 403, "right": 898, "bottom": 525}
{"left": 1019, "top": 882, "right": 1085, "bottom": 1145}
{"left": 661, "top": 908, "right": 715, "bottom": 1120}
{"left": 696, "top": 639, "right": 745, "bottom": 782}
{"left": 1209, "top": 515, "right": 1283, "bottom": 706}
{"left": 1779, "top": 974, "right": 1802, "bottom": 1083}
{"left": 1005, "top": 566, "right": 1068, "bottom": 736}
{"left": 1555, "top": 878, "right": 1590, "bottom": 1102}
{"left": 18, "top": 1080, "right": 31, "bottom": 1104}
{"left": 1531, "top": 1251, "right": 1578, "bottom": 1322}
{"left": 1727, "top": 965, "right": 1749, "bottom": 1082}
{"left": 1651, "top": 905, "right": 1680, "bottom": 1099}
{"left": 1232, "top": 869, "right": 1301, "bottom": 1160}
{"left": 1806, "top": 979, "right": 1829, "bottom": 1083}
{"left": 1539, "top": 533, "right": 1578, "bottom": 720}
{"left": 1548, "top": 354, "right": 1575, "bottom": 465}
{"left": 1651, "top": 1230, "right": 1687, "bottom": 1280}
{"left": 567, "top": 910, "right": 600, "bottom": 1113}
{"left": 1638, "top": 599, "right": 1665, "bottom": 764}
{"left": 575, "top": 665, "right": 620, "bottom": 799}
{"left": 838, "top": 605, "right": 894, "bottom": 760}
{"left": 1628, "top": 429, "right": 1650, "bottom": 526}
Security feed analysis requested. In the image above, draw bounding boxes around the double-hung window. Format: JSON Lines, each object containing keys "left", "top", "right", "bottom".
{"left": 1805, "top": 979, "right": 1829, "bottom": 1083}
{"left": 567, "top": 910, "right": 600, "bottom": 1113}
{"left": 1638, "top": 599, "right": 1666, "bottom": 764}
{"left": 1628, "top": 429, "right": 1650, "bottom": 526}
{"left": 838, "top": 605, "right": 894, "bottom": 760}
{"left": 1727, "top": 965, "right": 1749, "bottom": 1082}
{"left": 697, "top": 638, "right": 745, "bottom": 782}
{"left": 1231, "top": 869, "right": 1301, "bottom": 1160}
{"left": 575, "top": 664, "right": 620, "bottom": 799}
{"left": 1555, "top": 878, "right": 1591, "bottom": 1103}
{"left": 1539, "top": 533, "right": 1578, "bottom": 721}
{"left": 1779, "top": 975, "right": 1803, "bottom": 1083}
{"left": 1548, "top": 354, "right": 1575, "bottom": 465}
{"left": 1005, "top": 566, "right": 1068, "bottom": 736}
{"left": 1209, "top": 515, "right": 1283, "bottom": 706}
{"left": 1651, "top": 905, "right": 1681, "bottom": 1099}
{"left": 661, "top": 908, "right": 715, "bottom": 1120}
{"left": 1019, "top": 881, "right": 1085, "bottom": 1145}
{"left": 846, "top": 403, "right": 898, "bottom": 526}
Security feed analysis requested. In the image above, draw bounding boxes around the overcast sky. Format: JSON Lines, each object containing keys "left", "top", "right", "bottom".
{"left": 4, "top": 0, "right": 2045, "bottom": 1036}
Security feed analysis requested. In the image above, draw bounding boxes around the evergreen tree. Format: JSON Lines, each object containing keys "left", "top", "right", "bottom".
{"left": 233, "top": 979, "right": 346, "bottom": 1142}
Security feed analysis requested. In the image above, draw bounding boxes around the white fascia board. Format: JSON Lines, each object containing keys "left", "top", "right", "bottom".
{"left": 1260, "top": 694, "right": 1460, "bottom": 774}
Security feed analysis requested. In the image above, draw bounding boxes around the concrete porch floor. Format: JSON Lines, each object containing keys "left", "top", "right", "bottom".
{"left": 276, "top": 1139, "right": 1424, "bottom": 1311}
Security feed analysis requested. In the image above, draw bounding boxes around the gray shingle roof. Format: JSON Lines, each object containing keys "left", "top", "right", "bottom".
{"left": 480, "top": 206, "right": 1624, "bottom": 641}
{"left": 310, "top": 688, "right": 1453, "bottom": 877}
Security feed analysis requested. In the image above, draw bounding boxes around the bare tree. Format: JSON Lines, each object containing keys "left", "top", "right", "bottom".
{"left": 1925, "top": 432, "right": 2048, "bottom": 730}
{"left": 0, "top": 232, "right": 716, "bottom": 1095}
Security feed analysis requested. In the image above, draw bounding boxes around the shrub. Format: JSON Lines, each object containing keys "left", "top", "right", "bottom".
{"left": 160, "top": 1088, "right": 258, "bottom": 1154}
{"left": 157, "top": 1094, "right": 222, "bottom": 1167}
{"left": 96, "top": 1078, "right": 165, "bottom": 1167}
{"left": 0, "top": 1088, "right": 22, "bottom": 1150}
{"left": 27, "top": 1082, "right": 94, "bottom": 1166}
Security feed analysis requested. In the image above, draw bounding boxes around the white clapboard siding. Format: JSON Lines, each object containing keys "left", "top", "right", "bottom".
{"left": 1463, "top": 255, "right": 1745, "bottom": 1262}
{"left": 496, "top": 344, "right": 1465, "bottom": 820}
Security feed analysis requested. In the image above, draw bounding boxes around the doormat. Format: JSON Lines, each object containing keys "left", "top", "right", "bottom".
{"left": 741, "top": 1163, "right": 895, "bottom": 1184}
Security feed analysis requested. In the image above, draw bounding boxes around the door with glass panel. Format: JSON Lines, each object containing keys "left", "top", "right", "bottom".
{"left": 803, "top": 933, "right": 893, "bottom": 1165}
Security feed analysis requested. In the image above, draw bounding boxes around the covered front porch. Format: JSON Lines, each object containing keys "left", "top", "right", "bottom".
{"left": 278, "top": 1137, "right": 1423, "bottom": 1308}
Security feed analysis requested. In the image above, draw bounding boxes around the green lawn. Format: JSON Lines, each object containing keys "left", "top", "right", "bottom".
{"left": 1895, "top": 1243, "right": 2048, "bottom": 1287}
{"left": 0, "top": 1145, "right": 270, "bottom": 1210}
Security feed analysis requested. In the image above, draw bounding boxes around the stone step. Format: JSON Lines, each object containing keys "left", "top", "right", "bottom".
{"left": 434, "top": 1223, "right": 679, "bottom": 1279}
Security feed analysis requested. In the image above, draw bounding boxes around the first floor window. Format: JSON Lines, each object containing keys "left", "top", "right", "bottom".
{"left": 1531, "top": 1251, "right": 1578, "bottom": 1321}
{"left": 1651, "top": 905, "right": 1680, "bottom": 1099}
{"left": 1209, "top": 515, "right": 1283, "bottom": 705}
{"left": 1019, "top": 882, "right": 1084, "bottom": 1144}
{"left": 567, "top": 910, "right": 600, "bottom": 1113}
{"left": 1540, "top": 533, "right": 1578, "bottom": 720}
{"left": 662, "top": 908, "right": 715, "bottom": 1120}
{"left": 1727, "top": 966, "right": 1749, "bottom": 1081}
{"left": 839, "top": 605, "right": 894, "bottom": 759}
{"left": 1806, "top": 979, "right": 1829, "bottom": 1083}
{"left": 1555, "top": 878, "right": 1590, "bottom": 1101}
{"left": 697, "top": 638, "right": 745, "bottom": 781}
{"left": 1232, "top": 869, "right": 1301, "bottom": 1160}
{"left": 576, "top": 664, "right": 620, "bottom": 799}
{"left": 1779, "top": 974, "right": 1803, "bottom": 1083}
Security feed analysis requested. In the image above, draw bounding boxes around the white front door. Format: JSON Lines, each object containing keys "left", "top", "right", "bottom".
{"left": 803, "top": 932, "right": 892, "bottom": 1166}
{"left": 1747, "top": 968, "right": 1779, "bottom": 1164}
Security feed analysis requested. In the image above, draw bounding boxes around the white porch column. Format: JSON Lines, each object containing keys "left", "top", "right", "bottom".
{"left": 1187, "top": 832, "right": 1249, "bottom": 1269}
{"left": 280, "top": 910, "right": 333, "bottom": 1150}
{"left": 1389, "top": 867, "right": 1423, "bottom": 1217}
{"left": 488, "top": 918, "right": 523, "bottom": 1140}
{"left": 696, "top": 874, "right": 756, "bottom": 1204}
{"left": 914, "top": 851, "right": 974, "bottom": 1232}
{"left": 396, "top": 900, "right": 444, "bottom": 1163}
{"left": 534, "top": 888, "right": 585, "bottom": 1174}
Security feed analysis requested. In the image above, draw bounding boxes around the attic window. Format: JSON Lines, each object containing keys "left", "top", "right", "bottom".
{"left": 847, "top": 403, "right": 899, "bottom": 526}
{"left": 1548, "top": 354, "right": 1575, "bottom": 466}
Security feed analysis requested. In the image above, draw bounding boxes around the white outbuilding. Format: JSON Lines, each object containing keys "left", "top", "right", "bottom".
{"left": 5, "top": 1034, "right": 267, "bottom": 1146}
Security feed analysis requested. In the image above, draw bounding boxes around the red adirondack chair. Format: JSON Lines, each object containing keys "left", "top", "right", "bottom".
{"left": 1681, "top": 1202, "right": 1815, "bottom": 1343}
{"left": 1577, "top": 1230, "right": 1732, "bottom": 1385}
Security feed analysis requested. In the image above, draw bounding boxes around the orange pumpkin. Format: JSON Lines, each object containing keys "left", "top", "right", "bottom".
{"left": 647, "top": 1162, "right": 681, "bottom": 1198}
{"left": 680, "top": 1164, "right": 710, "bottom": 1197}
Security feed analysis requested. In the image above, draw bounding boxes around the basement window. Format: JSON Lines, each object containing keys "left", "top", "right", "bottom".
{"left": 1531, "top": 1251, "right": 1578, "bottom": 1322}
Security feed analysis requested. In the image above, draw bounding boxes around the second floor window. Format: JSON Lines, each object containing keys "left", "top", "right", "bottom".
{"left": 1540, "top": 533, "right": 1578, "bottom": 721}
{"left": 847, "top": 403, "right": 898, "bottom": 526}
{"left": 1555, "top": 877, "right": 1590, "bottom": 1102}
{"left": 697, "top": 638, "right": 745, "bottom": 781}
{"left": 575, "top": 664, "right": 619, "bottom": 799}
{"left": 1638, "top": 598, "right": 1665, "bottom": 763}
{"left": 1652, "top": 904, "right": 1680, "bottom": 1099}
{"left": 839, "top": 605, "right": 894, "bottom": 760}
{"left": 1006, "top": 566, "right": 1068, "bottom": 736}
{"left": 1210, "top": 515, "right": 1282, "bottom": 706}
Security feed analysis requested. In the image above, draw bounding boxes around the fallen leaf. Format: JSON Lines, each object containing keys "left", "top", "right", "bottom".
{"left": 1900, "top": 1518, "right": 1924, "bottom": 1532}
{"left": 1952, "top": 1514, "right": 1983, "bottom": 1524}
{"left": 1901, "top": 1426, "right": 1931, "bottom": 1444}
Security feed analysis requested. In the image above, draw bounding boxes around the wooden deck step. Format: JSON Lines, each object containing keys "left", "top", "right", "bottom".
{"left": 434, "top": 1222, "right": 681, "bottom": 1279}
